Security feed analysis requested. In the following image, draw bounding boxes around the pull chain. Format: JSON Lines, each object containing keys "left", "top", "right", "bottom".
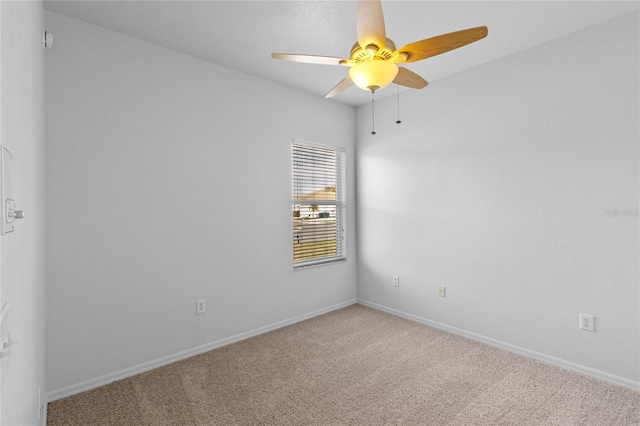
{"left": 371, "top": 91, "right": 376, "bottom": 135}
{"left": 396, "top": 84, "right": 402, "bottom": 124}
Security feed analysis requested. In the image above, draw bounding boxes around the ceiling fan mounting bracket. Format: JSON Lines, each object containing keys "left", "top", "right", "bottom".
{"left": 394, "top": 52, "right": 409, "bottom": 63}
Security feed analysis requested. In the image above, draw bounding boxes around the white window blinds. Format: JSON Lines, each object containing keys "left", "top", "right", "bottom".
{"left": 292, "top": 141, "right": 346, "bottom": 269}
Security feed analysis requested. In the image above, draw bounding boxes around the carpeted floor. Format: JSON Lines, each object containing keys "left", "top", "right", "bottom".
{"left": 47, "top": 304, "right": 639, "bottom": 425}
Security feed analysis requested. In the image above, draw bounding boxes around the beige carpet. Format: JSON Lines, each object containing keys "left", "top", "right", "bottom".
{"left": 47, "top": 304, "right": 639, "bottom": 425}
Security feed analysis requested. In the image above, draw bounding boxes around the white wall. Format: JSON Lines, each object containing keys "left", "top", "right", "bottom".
{"left": 356, "top": 12, "right": 639, "bottom": 386}
{"left": 45, "top": 11, "right": 356, "bottom": 396}
{"left": 0, "top": 1, "right": 48, "bottom": 424}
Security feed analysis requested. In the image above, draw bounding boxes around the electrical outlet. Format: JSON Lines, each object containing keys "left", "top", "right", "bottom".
{"left": 392, "top": 275, "right": 399, "bottom": 287}
{"left": 439, "top": 286, "right": 446, "bottom": 297}
{"left": 196, "top": 299, "right": 206, "bottom": 314}
{"left": 580, "top": 313, "right": 594, "bottom": 331}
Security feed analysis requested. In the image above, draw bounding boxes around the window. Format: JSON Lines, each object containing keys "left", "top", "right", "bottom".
{"left": 292, "top": 140, "right": 346, "bottom": 269}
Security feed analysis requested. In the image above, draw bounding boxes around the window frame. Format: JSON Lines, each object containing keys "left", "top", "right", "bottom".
{"left": 292, "top": 140, "right": 346, "bottom": 270}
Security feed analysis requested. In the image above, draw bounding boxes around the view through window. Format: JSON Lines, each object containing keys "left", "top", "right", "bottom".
{"left": 292, "top": 141, "right": 346, "bottom": 268}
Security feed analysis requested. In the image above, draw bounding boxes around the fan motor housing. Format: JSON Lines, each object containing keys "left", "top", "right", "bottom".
{"left": 350, "top": 38, "right": 396, "bottom": 62}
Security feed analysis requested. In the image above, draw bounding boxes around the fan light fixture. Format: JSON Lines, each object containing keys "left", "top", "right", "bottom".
{"left": 271, "top": 0, "right": 488, "bottom": 134}
{"left": 348, "top": 60, "right": 398, "bottom": 93}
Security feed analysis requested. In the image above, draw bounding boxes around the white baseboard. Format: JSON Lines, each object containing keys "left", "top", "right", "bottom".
{"left": 358, "top": 299, "right": 640, "bottom": 392}
{"left": 47, "top": 299, "right": 358, "bottom": 402}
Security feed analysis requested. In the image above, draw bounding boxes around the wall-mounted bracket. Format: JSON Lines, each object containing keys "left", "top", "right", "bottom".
{"left": 1, "top": 146, "right": 24, "bottom": 235}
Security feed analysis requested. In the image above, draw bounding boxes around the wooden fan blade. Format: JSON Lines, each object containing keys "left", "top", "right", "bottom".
{"left": 393, "top": 67, "right": 428, "bottom": 89}
{"left": 271, "top": 53, "right": 346, "bottom": 66}
{"left": 325, "top": 77, "right": 353, "bottom": 98}
{"left": 357, "top": 0, "right": 386, "bottom": 50}
{"left": 397, "top": 26, "right": 488, "bottom": 63}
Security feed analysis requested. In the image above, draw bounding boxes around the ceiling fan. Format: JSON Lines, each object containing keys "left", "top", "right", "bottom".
{"left": 272, "top": 0, "right": 488, "bottom": 98}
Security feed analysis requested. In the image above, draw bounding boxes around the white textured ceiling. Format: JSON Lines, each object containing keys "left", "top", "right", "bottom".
{"left": 44, "top": 1, "right": 639, "bottom": 107}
